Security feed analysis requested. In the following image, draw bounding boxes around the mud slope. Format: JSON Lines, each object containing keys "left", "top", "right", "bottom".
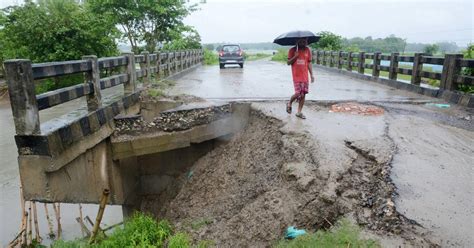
{"left": 142, "top": 110, "right": 435, "bottom": 247}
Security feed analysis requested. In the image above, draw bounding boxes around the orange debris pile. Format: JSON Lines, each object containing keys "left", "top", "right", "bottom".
{"left": 330, "top": 102, "right": 384, "bottom": 116}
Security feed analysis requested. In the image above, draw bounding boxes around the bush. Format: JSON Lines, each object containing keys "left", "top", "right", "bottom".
{"left": 168, "top": 233, "right": 191, "bottom": 248}
{"left": 97, "top": 212, "right": 172, "bottom": 247}
{"left": 203, "top": 49, "right": 218, "bottom": 65}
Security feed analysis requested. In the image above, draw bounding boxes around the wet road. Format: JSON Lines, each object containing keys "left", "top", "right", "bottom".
{"left": 1, "top": 59, "right": 472, "bottom": 246}
{"left": 168, "top": 58, "right": 434, "bottom": 102}
{"left": 170, "top": 59, "right": 474, "bottom": 247}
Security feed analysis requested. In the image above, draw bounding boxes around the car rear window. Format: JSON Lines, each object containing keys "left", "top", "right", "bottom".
{"left": 222, "top": 45, "right": 240, "bottom": 52}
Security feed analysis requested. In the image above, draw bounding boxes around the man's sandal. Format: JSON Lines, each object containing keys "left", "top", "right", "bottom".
{"left": 295, "top": 112, "right": 306, "bottom": 119}
{"left": 286, "top": 102, "right": 292, "bottom": 114}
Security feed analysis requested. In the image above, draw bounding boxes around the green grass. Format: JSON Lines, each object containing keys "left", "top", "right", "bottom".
{"left": 146, "top": 78, "right": 175, "bottom": 99}
{"left": 168, "top": 232, "right": 191, "bottom": 248}
{"left": 275, "top": 219, "right": 380, "bottom": 248}
{"left": 203, "top": 49, "right": 218, "bottom": 65}
{"left": 271, "top": 49, "right": 289, "bottom": 63}
{"left": 46, "top": 212, "right": 199, "bottom": 248}
{"left": 245, "top": 53, "right": 272, "bottom": 61}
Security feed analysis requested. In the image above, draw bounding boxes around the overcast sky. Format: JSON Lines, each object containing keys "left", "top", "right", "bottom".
{"left": 184, "top": 0, "right": 473, "bottom": 46}
{"left": 1, "top": 0, "right": 472, "bottom": 46}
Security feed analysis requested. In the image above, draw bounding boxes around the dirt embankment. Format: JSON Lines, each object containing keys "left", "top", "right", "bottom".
{"left": 141, "top": 109, "right": 436, "bottom": 247}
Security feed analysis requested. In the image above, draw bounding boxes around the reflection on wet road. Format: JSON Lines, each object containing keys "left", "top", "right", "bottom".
{"left": 169, "top": 59, "right": 431, "bottom": 102}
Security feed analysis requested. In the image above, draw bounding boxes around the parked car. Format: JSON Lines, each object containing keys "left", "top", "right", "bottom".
{"left": 219, "top": 44, "right": 244, "bottom": 69}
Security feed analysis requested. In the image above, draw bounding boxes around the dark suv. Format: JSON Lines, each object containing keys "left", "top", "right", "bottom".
{"left": 219, "top": 44, "right": 244, "bottom": 69}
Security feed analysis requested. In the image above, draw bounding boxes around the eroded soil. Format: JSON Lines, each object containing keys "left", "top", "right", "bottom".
{"left": 141, "top": 108, "right": 437, "bottom": 247}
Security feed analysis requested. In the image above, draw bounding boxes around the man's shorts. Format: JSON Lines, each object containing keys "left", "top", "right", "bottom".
{"left": 294, "top": 82, "right": 309, "bottom": 95}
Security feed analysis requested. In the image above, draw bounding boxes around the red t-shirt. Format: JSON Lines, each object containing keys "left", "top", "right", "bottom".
{"left": 288, "top": 47, "right": 312, "bottom": 83}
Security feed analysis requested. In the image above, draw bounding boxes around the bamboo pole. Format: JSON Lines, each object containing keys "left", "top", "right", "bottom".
{"left": 44, "top": 203, "right": 55, "bottom": 238}
{"left": 8, "top": 229, "right": 25, "bottom": 248}
{"left": 21, "top": 211, "right": 28, "bottom": 246}
{"left": 19, "top": 186, "right": 26, "bottom": 246}
{"left": 32, "top": 201, "right": 41, "bottom": 242}
{"left": 89, "top": 189, "right": 110, "bottom": 244}
{"left": 79, "top": 203, "right": 85, "bottom": 237}
{"left": 53, "top": 203, "right": 62, "bottom": 239}
{"left": 76, "top": 217, "right": 92, "bottom": 237}
{"left": 85, "top": 216, "right": 94, "bottom": 227}
{"left": 27, "top": 202, "right": 32, "bottom": 245}
{"left": 103, "top": 221, "right": 123, "bottom": 231}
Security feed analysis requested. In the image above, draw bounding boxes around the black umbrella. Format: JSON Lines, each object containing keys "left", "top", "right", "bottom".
{"left": 273, "top": 30, "right": 320, "bottom": 46}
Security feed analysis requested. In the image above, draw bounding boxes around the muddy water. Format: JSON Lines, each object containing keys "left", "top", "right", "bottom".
{"left": 0, "top": 86, "right": 126, "bottom": 246}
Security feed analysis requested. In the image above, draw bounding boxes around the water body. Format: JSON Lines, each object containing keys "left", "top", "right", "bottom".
{"left": 0, "top": 87, "right": 125, "bottom": 246}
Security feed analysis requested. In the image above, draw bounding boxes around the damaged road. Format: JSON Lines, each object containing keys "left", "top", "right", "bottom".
{"left": 138, "top": 99, "right": 473, "bottom": 247}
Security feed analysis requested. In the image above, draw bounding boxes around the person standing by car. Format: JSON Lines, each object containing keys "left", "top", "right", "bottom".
{"left": 286, "top": 38, "right": 314, "bottom": 119}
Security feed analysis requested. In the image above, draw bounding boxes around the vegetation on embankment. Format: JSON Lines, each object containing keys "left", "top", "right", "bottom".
{"left": 42, "top": 213, "right": 378, "bottom": 248}
{"left": 46, "top": 212, "right": 211, "bottom": 248}
{"left": 276, "top": 219, "right": 380, "bottom": 248}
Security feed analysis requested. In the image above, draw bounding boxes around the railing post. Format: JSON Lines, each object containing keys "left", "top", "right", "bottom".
{"left": 440, "top": 54, "right": 463, "bottom": 90}
{"left": 411, "top": 53, "right": 425, "bottom": 85}
{"left": 185, "top": 51, "right": 189, "bottom": 68}
{"left": 314, "top": 51, "right": 319, "bottom": 64}
{"left": 4, "top": 59, "right": 41, "bottom": 135}
{"left": 329, "top": 51, "right": 335, "bottom": 67}
{"left": 140, "top": 51, "right": 150, "bottom": 85}
{"left": 155, "top": 52, "right": 161, "bottom": 80}
{"left": 167, "top": 52, "right": 172, "bottom": 76}
{"left": 82, "top": 55, "right": 102, "bottom": 111}
{"left": 122, "top": 52, "right": 136, "bottom": 94}
{"left": 173, "top": 51, "right": 179, "bottom": 74}
{"left": 389, "top": 52, "right": 399, "bottom": 80}
{"left": 338, "top": 51, "right": 343, "bottom": 69}
{"left": 372, "top": 52, "right": 381, "bottom": 77}
{"left": 347, "top": 52, "right": 353, "bottom": 71}
{"left": 321, "top": 51, "right": 326, "bottom": 66}
{"left": 358, "top": 52, "right": 365, "bottom": 74}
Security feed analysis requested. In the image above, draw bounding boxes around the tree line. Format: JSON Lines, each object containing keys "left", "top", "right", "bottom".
{"left": 204, "top": 32, "right": 462, "bottom": 55}
{"left": 0, "top": 0, "right": 202, "bottom": 92}
{"left": 0, "top": 0, "right": 201, "bottom": 64}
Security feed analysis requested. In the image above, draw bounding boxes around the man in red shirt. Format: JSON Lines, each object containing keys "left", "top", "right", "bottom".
{"left": 286, "top": 38, "right": 314, "bottom": 119}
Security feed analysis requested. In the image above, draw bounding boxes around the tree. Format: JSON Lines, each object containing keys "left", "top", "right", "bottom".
{"left": 311, "top": 31, "right": 343, "bottom": 51}
{"left": 423, "top": 44, "right": 439, "bottom": 55}
{"left": 203, "top": 44, "right": 215, "bottom": 51}
{"left": 0, "top": 0, "right": 118, "bottom": 62}
{"left": 0, "top": 0, "right": 119, "bottom": 93}
{"left": 162, "top": 26, "right": 202, "bottom": 51}
{"left": 88, "top": 0, "right": 196, "bottom": 53}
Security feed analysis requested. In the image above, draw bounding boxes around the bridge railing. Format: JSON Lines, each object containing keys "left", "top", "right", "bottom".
{"left": 313, "top": 50, "right": 473, "bottom": 93}
{"left": 3, "top": 50, "right": 203, "bottom": 138}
